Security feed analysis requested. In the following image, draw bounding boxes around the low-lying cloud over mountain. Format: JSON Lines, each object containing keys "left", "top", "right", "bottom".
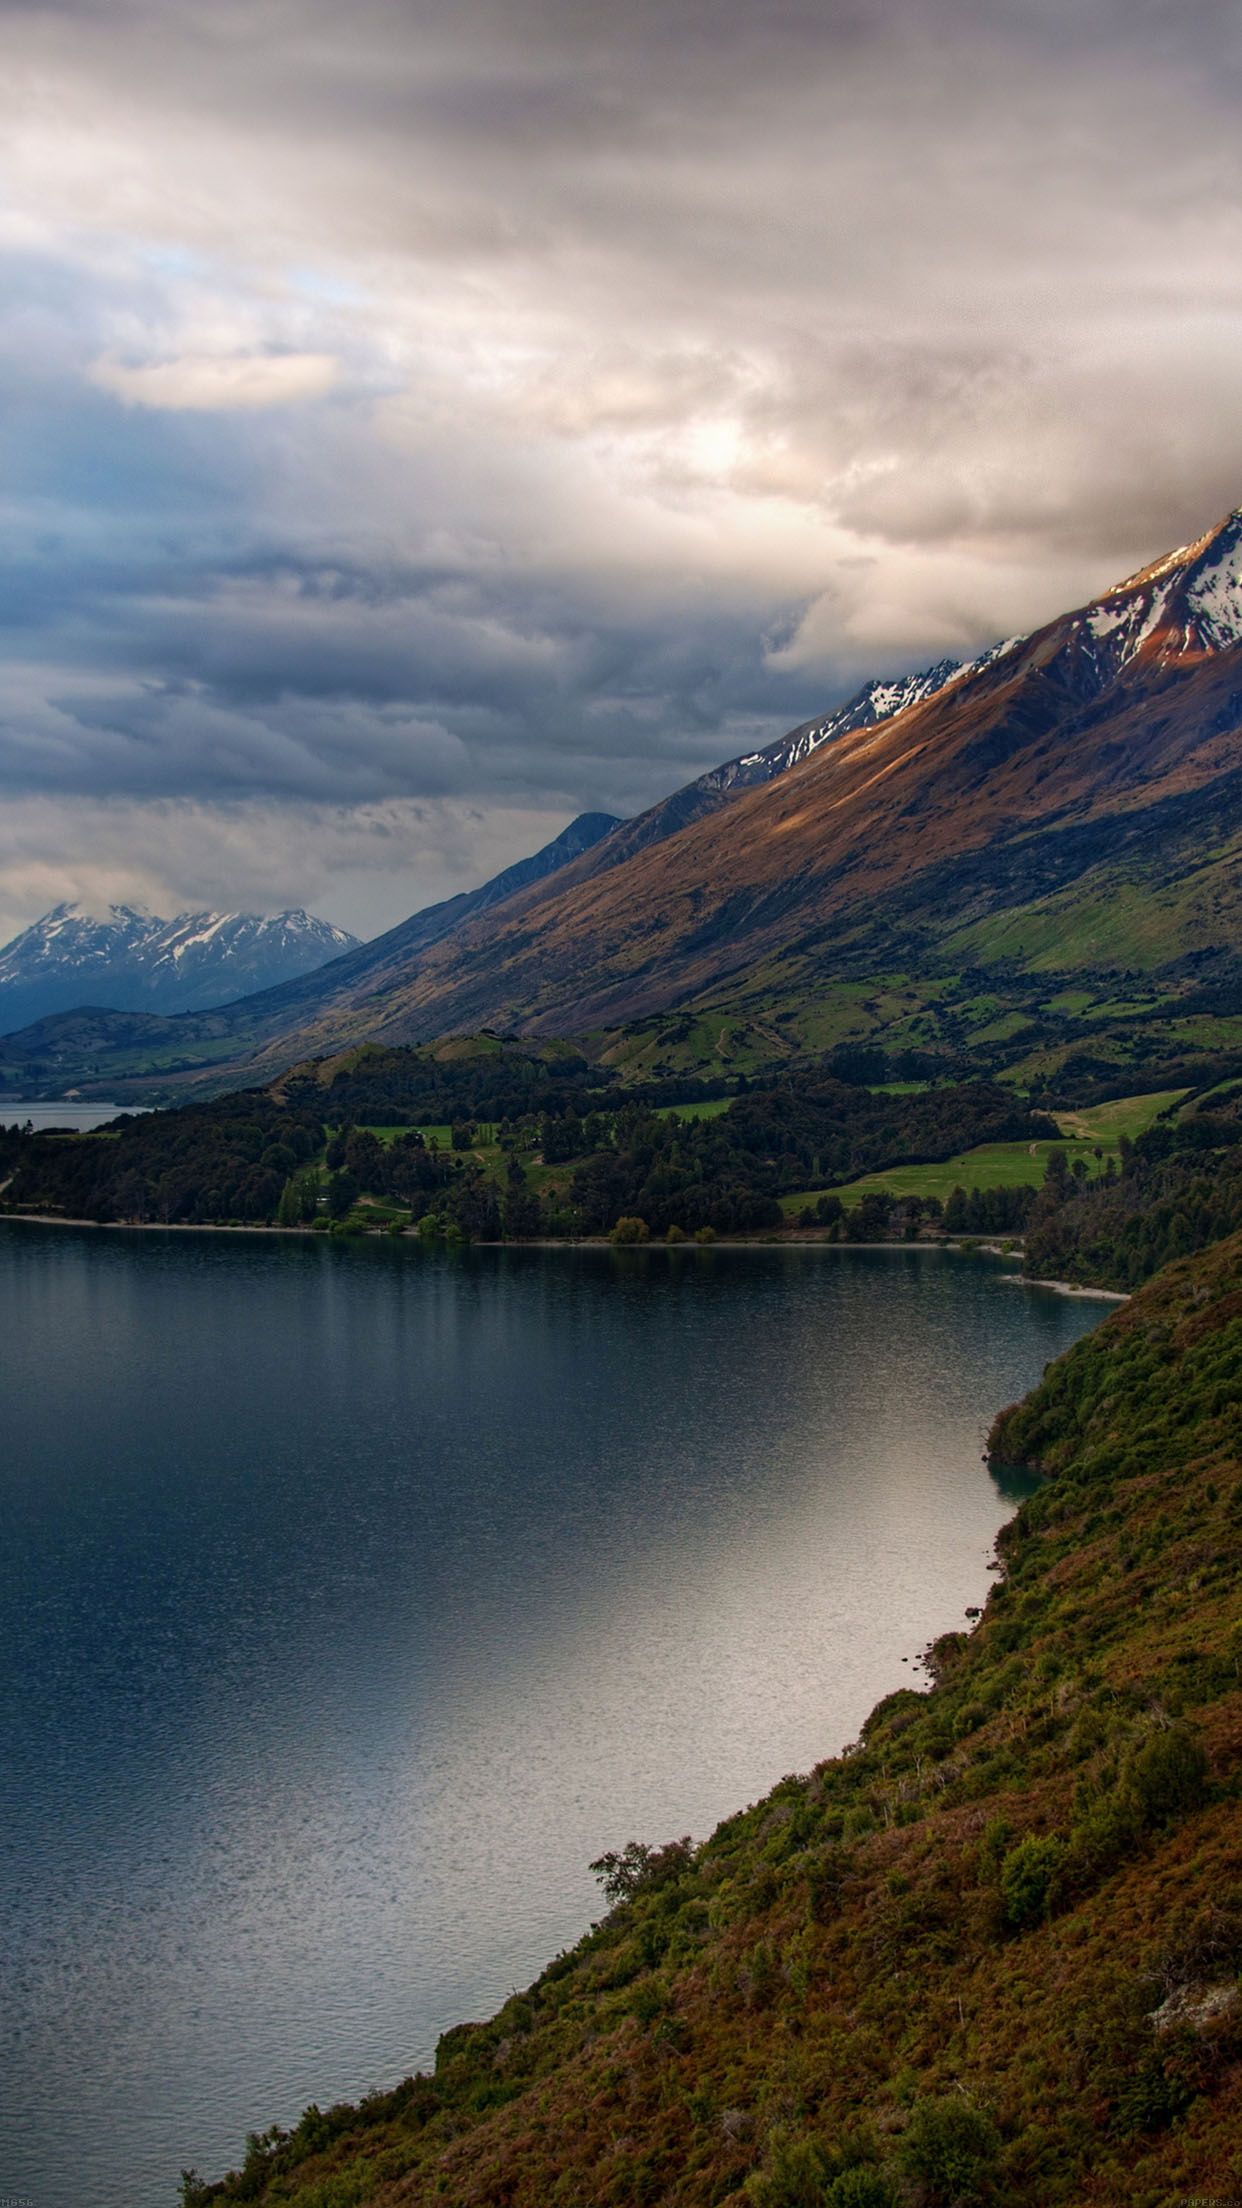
{"left": 4, "top": 0, "right": 1242, "bottom": 941}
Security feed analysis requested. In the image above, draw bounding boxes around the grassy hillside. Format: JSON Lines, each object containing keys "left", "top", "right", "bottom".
{"left": 186, "top": 1233, "right": 1242, "bottom": 2208}
{"left": 593, "top": 958, "right": 1242, "bottom": 1099}
{"left": 784, "top": 1091, "right": 1186, "bottom": 1216}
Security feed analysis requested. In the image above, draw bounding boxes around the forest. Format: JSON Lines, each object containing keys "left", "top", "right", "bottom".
{"left": 9, "top": 1039, "right": 1242, "bottom": 1269}
{"left": 1022, "top": 1084, "right": 1242, "bottom": 1288}
{"left": 0, "top": 1048, "right": 1053, "bottom": 1237}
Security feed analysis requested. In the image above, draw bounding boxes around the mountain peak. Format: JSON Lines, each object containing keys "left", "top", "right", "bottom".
{"left": 0, "top": 904, "right": 361, "bottom": 1033}
{"left": 1070, "top": 505, "right": 1242, "bottom": 673}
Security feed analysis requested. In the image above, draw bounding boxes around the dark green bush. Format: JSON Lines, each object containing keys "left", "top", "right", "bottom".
{"left": 825, "top": 2167, "right": 901, "bottom": 2206}
{"left": 999, "top": 1833, "right": 1065, "bottom": 1928}
{"left": 1123, "top": 1726, "right": 1209, "bottom": 1827}
{"left": 895, "top": 2095, "right": 1001, "bottom": 2205}
{"left": 744, "top": 2129, "right": 831, "bottom": 2207}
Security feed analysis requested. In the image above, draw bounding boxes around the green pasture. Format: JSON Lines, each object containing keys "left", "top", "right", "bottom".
{"left": 1052, "top": 1089, "right": 1187, "bottom": 1144}
{"left": 780, "top": 1088, "right": 1186, "bottom": 1215}
{"left": 661, "top": 1097, "right": 732, "bottom": 1122}
{"left": 779, "top": 1140, "right": 1088, "bottom": 1217}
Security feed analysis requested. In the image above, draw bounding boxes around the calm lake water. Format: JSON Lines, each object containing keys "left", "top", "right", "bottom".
{"left": 0, "top": 1227, "right": 1105, "bottom": 2208}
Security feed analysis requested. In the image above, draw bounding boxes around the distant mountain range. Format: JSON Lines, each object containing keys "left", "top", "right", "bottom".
{"left": 8, "top": 503, "right": 1242, "bottom": 1100}
{"left": 0, "top": 905, "right": 361, "bottom": 1032}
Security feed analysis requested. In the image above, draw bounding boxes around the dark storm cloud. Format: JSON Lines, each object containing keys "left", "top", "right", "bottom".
{"left": 4, "top": 0, "right": 1242, "bottom": 930}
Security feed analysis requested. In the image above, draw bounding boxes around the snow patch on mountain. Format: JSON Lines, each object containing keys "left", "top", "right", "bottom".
{"left": 1076, "top": 507, "right": 1242, "bottom": 671}
{"left": 1184, "top": 515, "right": 1242, "bottom": 648}
{"left": 705, "top": 658, "right": 966, "bottom": 801}
{"left": 1084, "top": 588, "right": 1168, "bottom": 666}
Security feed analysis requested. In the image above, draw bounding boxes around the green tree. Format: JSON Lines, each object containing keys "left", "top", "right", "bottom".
{"left": 999, "top": 1831, "right": 1065, "bottom": 1927}
{"left": 327, "top": 1169, "right": 358, "bottom": 1219}
{"left": 826, "top": 2172, "right": 900, "bottom": 2208}
{"left": 896, "top": 2095, "right": 1000, "bottom": 2205}
{"left": 610, "top": 1215, "right": 649, "bottom": 1244}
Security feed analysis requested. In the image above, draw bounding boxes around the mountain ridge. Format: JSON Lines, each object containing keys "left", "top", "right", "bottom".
{"left": 215, "top": 504, "right": 1242, "bottom": 1074}
{"left": 9, "top": 503, "right": 1242, "bottom": 1099}
{"left": 0, "top": 812, "right": 622, "bottom": 1091}
{"left": 0, "top": 658, "right": 984, "bottom": 1093}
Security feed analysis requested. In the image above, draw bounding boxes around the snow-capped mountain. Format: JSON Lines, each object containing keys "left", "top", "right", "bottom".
{"left": 472, "top": 512, "right": 1242, "bottom": 910}
{"left": 1073, "top": 508, "right": 1242, "bottom": 669}
{"left": 621, "top": 510, "right": 1242, "bottom": 833}
{"left": 730, "top": 508, "right": 1242, "bottom": 799}
{"left": 224, "top": 499, "right": 1242, "bottom": 1057}
{"left": 567, "top": 658, "right": 979, "bottom": 882}
{"left": 907, "top": 506, "right": 1242, "bottom": 704}
{"left": 704, "top": 658, "right": 966, "bottom": 796}
{"left": 0, "top": 905, "right": 360, "bottom": 1032}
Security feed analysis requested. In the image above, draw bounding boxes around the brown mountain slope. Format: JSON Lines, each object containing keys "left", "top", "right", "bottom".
{"left": 226, "top": 508, "right": 1242, "bottom": 1079}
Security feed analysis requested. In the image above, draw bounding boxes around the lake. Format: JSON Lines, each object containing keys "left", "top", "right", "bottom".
{"left": 0, "top": 1227, "right": 1105, "bottom": 2208}
{"left": 1, "top": 1100, "right": 147, "bottom": 1132}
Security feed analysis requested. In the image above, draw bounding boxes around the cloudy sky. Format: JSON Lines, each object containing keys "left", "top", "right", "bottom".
{"left": 3, "top": 0, "right": 1242, "bottom": 943}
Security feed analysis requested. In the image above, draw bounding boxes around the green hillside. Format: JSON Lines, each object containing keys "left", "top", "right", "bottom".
{"left": 595, "top": 947, "right": 1242, "bottom": 1098}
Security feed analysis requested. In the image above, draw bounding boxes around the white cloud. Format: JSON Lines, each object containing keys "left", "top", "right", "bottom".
{"left": 0, "top": 792, "right": 577, "bottom": 948}
{"left": 89, "top": 349, "right": 341, "bottom": 410}
{"left": 4, "top": 0, "right": 1242, "bottom": 926}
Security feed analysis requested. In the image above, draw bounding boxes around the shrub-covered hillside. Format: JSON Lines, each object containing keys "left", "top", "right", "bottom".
{"left": 187, "top": 1233, "right": 1242, "bottom": 2208}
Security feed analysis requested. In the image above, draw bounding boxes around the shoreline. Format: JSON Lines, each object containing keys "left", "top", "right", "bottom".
{"left": 999, "top": 1270, "right": 1129, "bottom": 1301}
{"left": 4, "top": 1213, "right": 1129, "bottom": 1292}
{"left": 1, "top": 1196, "right": 1124, "bottom": 2206}
{"left": 1, "top": 1212, "right": 1023, "bottom": 1257}
{"left": 3, "top": 1213, "right": 1125, "bottom": 1295}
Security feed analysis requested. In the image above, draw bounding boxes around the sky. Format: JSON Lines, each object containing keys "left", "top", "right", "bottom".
{"left": 4, "top": 0, "right": 1242, "bottom": 944}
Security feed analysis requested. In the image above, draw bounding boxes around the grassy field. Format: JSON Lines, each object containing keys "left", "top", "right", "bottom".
{"left": 780, "top": 1088, "right": 1187, "bottom": 1215}
{"left": 661, "top": 1096, "right": 732, "bottom": 1121}
{"left": 778, "top": 1139, "right": 1089, "bottom": 1216}
{"left": 1053, "top": 1088, "right": 1187, "bottom": 1143}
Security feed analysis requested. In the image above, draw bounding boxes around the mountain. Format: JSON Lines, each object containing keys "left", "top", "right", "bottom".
{"left": 218, "top": 810, "right": 624, "bottom": 1020}
{"left": 0, "top": 905, "right": 360, "bottom": 1032}
{"left": 200, "top": 504, "right": 1242, "bottom": 1083}
{"left": 0, "top": 656, "right": 1041, "bottom": 1098}
{"left": 0, "top": 813, "right": 621, "bottom": 1092}
{"left": 569, "top": 658, "right": 970, "bottom": 877}
{"left": 10, "top": 503, "right": 1242, "bottom": 1101}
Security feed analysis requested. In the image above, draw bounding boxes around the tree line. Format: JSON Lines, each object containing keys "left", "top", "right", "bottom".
{"left": 1, "top": 1051, "right": 1056, "bottom": 1237}
{"left": 1021, "top": 1087, "right": 1242, "bottom": 1288}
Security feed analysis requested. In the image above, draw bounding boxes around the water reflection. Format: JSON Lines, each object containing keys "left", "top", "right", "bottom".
{"left": 989, "top": 1460, "right": 1045, "bottom": 1506}
{"left": 0, "top": 1231, "right": 1103, "bottom": 2208}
